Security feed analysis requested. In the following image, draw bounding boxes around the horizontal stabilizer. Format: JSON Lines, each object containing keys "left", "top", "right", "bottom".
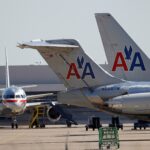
{"left": 18, "top": 39, "right": 79, "bottom": 52}
{"left": 19, "top": 39, "right": 123, "bottom": 90}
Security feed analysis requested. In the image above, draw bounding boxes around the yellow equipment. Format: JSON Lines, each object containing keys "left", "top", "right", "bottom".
{"left": 29, "top": 106, "right": 46, "bottom": 128}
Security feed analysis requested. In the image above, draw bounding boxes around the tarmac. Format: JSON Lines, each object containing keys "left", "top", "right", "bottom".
{"left": 0, "top": 124, "right": 149, "bottom": 150}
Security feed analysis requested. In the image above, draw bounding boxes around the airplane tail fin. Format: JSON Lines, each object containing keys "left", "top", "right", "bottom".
{"left": 95, "top": 13, "right": 150, "bottom": 80}
{"left": 5, "top": 49, "right": 10, "bottom": 88}
{"left": 19, "top": 39, "right": 122, "bottom": 90}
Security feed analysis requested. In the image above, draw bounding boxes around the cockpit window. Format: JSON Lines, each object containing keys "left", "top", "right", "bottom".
{"left": 3, "top": 88, "right": 26, "bottom": 99}
{"left": 21, "top": 95, "right": 26, "bottom": 98}
{"left": 16, "top": 95, "right": 21, "bottom": 98}
{"left": 3, "top": 94, "right": 15, "bottom": 99}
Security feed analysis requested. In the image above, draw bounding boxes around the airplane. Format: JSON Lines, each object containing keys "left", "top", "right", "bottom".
{"left": 19, "top": 39, "right": 150, "bottom": 121}
{"left": 0, "top": 50, "right": 76, "bottom": 128}
{"left": 95, "top": 13, "right": 150, "bottom": 81}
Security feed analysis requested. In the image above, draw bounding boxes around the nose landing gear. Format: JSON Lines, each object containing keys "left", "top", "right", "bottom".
{"left": 11, "top": 117, "right": 18, "bottom": 129}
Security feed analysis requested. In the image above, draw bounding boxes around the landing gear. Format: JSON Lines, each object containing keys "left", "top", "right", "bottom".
{"left": 11, "top": 117, "right": 18, "bottom": 129}
{"left": 11, "top": 123, "right": 18, "bottom": 129}
{"left": 66, "top": 120, "right": 72, "bottom": 128}
{"left": 134, "top": 120, "right": 150, "bottom": 130}
{"left": 85, "top": 117, "right": 102, "bottom": 131}
{"left": 109, "top": 117, "right": 123, "bottom": 130}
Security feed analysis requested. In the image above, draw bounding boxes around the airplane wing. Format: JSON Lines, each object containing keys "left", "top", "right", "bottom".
{"left": 19, "top": 85, "right": 37, "bottom": 89}
{"left": 27, "top": 93, "right": 53, "bottom": 100}
{"left": 0, "top": 88, "right": 5, "bottom": 91}
{"left": 26, "top": 101, "right": 49, "bottom": 108}
{"left": 0, "top": 85, "right": 37, "bottom": 93}
{"left": 0, "top": 85, "right": 37, "bottom": 92}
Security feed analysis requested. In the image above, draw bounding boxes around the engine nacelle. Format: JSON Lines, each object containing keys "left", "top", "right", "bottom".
{"left": 47, "top": 106, "right": 61, "bottom": 122}
{"left": 106, "top": 93, "right": 150, "bottom": 114}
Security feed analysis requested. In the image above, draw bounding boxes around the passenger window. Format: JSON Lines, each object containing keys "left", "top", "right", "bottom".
{"left": 16, "top": 95, "right": 20, "bottom": 98}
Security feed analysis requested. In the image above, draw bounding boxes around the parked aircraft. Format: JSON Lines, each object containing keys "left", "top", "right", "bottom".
{"left": 19, "top": 39, "right": 150, "bottom": 121}
{"left": 0, "top": 50, "right": 76, "bottom": 128}
{"left": 95, "top": 13, "right": 150, "bottom": 81}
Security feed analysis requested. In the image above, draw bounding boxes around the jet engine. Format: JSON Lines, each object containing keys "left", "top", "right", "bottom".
{"left": 47, "top": 106, "right": 61, "bottom": 122}
{"left": 106, "top": 93, "right": 150, "bottom": 115}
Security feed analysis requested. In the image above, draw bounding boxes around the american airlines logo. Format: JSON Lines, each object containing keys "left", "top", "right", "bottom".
{"left": 67, "top": 56, "right": 95, "bottom": 79}
{"left": 112, "top": 46, "right": 145, "bottom": 71}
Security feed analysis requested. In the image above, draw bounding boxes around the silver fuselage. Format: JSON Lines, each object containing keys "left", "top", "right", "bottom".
{"left": 58, "top": 81, "right": 150, "bottom": 120}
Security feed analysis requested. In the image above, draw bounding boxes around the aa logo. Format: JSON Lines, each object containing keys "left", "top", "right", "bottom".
{"left": 112, "top": 46, "right": 145, "bottom": 71}
{"left": 67, "top": 56, "right": 95, "bottom": 79}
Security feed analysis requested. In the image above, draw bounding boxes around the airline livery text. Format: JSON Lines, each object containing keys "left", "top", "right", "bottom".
{"left": 112, "top": 46, "right": 145, "bottom": 71}
{"left": 67, "top": 57, "right": 95, "bottom": 79}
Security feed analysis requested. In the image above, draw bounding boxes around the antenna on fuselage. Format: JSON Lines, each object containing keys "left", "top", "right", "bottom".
{"left": 5, "top": 48, "right": 10, "bottom": 88}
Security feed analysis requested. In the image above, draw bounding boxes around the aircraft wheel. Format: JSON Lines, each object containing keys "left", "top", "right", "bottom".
{"left": 12, "top": 116, "right": 18, "bottom": 129}
{"left": 134, "top": 126, "right": 136, "bottom": 130}
{"left": 15, "top": 124, "right": 18, "bottom": 129}
{"left": 86, "top": 126, "right": 88, "bottom": 131}
{"left": 11, "top": 123, "right": 14, "bottom": 129}
{"left": 66, "top": 120, "right": 72, "bottom": 128}
{"left": 40, "top": 124, "right": 45, "bottom": 128}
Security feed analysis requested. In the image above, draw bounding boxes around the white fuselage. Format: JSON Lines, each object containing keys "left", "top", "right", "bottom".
{"left": 1, "top": 86, "right": 27, "bottom": 115}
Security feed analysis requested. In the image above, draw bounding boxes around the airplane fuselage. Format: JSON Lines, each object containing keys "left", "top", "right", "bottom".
{"left": 57, "top": 81, "right": 150, "bottom": 120}
{"left": 1, "top": 86, "right": 27, "bottom": 116}
{"left": 95, "top": 81, "right": 150, "bottom": 99}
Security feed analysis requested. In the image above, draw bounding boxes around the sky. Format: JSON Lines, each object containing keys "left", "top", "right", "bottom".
{"left": 0, "top": 0, "right": 150, "bottom": 65}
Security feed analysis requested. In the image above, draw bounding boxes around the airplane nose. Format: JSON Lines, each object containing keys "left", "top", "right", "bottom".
{"left": 3, "top": 99, "right": 26, "bottom": 113}
{"left": 3, "top": 99, "right": 18, "bottom": 107}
